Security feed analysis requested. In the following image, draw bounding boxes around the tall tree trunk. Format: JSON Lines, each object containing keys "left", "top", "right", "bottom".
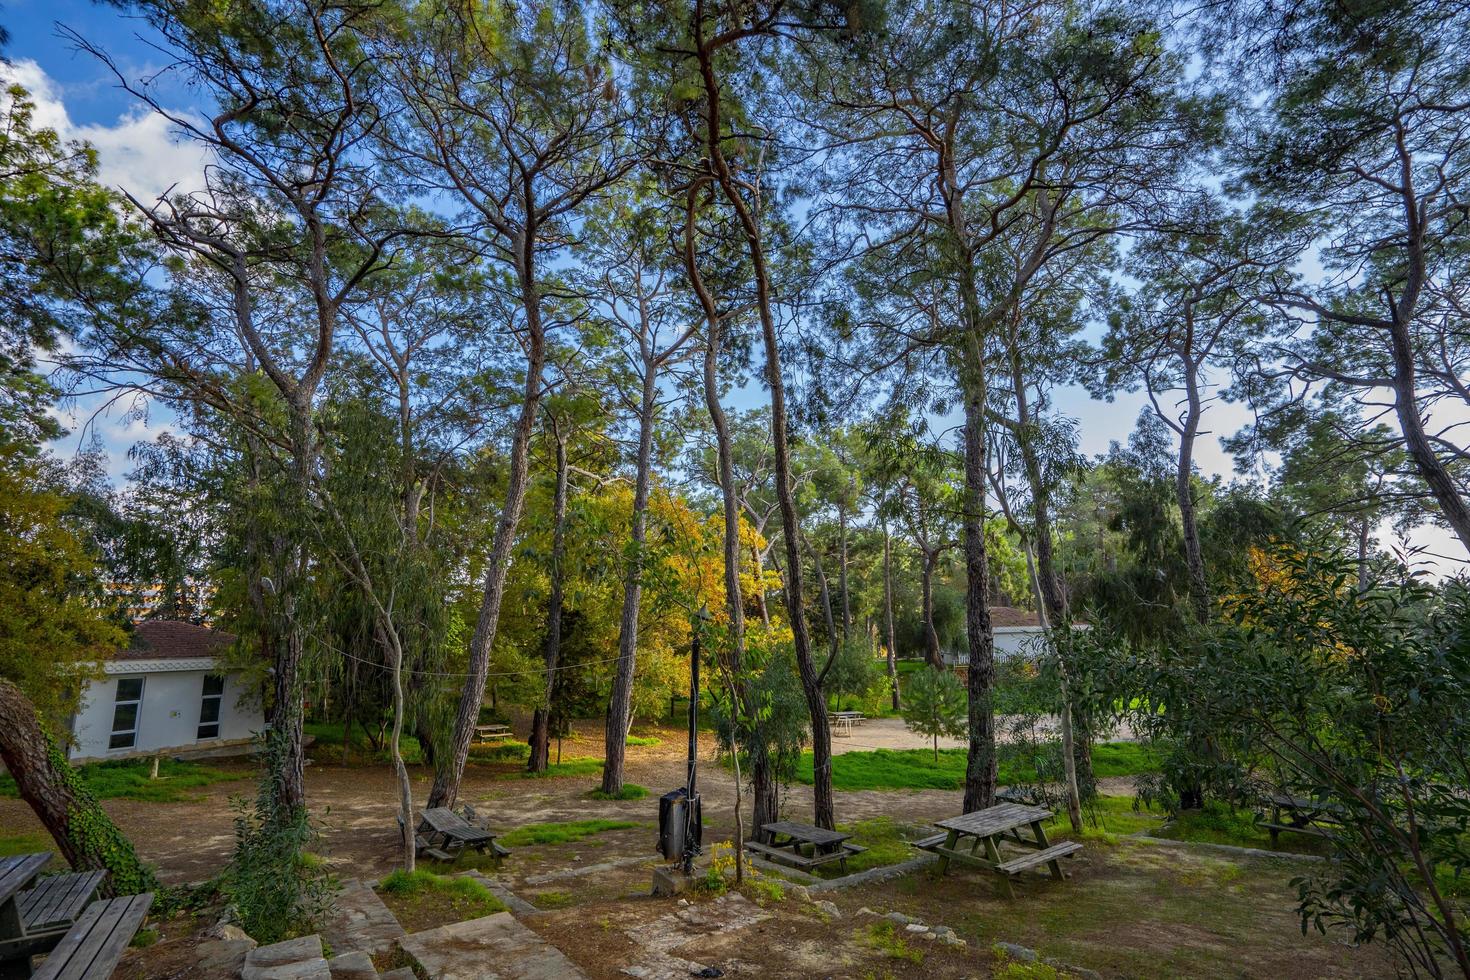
{"left": 376, "top": 622, "right": 415, "bottom": 872}
{"left": 429, "top": 242, "right": 546, "bottom": 809}
{"left": 883, "top": 523, "right": 899, "bottom": 710}
{"left": 921, "top": 551, "right": 942, "bottom": 668}
{"left": 1177, "top": 358, "right": 1210, "bottom": 625}
{"left": 683, "top": 180, "right": 776, "bottom": 833}
{"left": 603, "top": 363, "right": 658, "bottom": 794}
{"left": 752, "top": 545, "right": 771, "bottom": 627}
{"left": 530, "top": 427, "right": 570, "bottom": 774}
{"left": 693, "top": 25, "right": 833, "bottom": 830}
{"left": 960, "top": 345, "right": 998, "bottom": 814}
{"left": 838, "top": 507, "right": 851, "bottom": 644}
{"left": 0, "top": 681, "right": 155, "bottom": 896}
{"left": 1387, "top": 316, "right": 1470, "bottom": 551}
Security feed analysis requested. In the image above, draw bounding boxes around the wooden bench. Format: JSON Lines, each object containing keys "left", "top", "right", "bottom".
{"left": 995, "top": 841, "right": 1082, "bottom": 878}
{"left": 744, "top": 840, "right": 850, "bottom": 872}
{"left": 19, "top": 872, "right": 106, "bottom": 936}
{"left": 1257, "top": 792, "right": 1343, "bottom": 847}
{"left": 473, "top": 724, "right": 512, "bottom": 744}
{"left": 460, "top": 806, "right": 511, "bottom": 859}
{"left": 34, "top": 893, "right": 153, "bottom": 980}
{"left": 912, "top": 833, "right": 947, "bottom": 851}
{"left": 396, "top": 814, "right": 455, "bottom": 862}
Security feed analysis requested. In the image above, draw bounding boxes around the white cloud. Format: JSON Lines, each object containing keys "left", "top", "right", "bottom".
{"left": 1, "top": 58, "right": 209, "bottom": 202}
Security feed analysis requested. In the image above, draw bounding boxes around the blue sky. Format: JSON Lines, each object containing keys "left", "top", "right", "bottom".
{"left": 5, "top": 1, "right": 1465, "bottom": 575}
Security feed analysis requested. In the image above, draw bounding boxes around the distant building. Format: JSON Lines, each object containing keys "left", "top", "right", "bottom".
{"left": 68, "top": 620, "right": 263, "bottom": 763}
{"left": 941, "top": 607, "right": 1086, "bottom": 666}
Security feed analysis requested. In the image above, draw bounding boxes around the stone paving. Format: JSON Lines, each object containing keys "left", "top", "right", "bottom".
{"left": 398, "top": 911, "right": 590, "bottom": 979}
{"left": 320, "top": 878, "right": 407, "bottom": 956}
{"left": 619, "top": 892, "right": 772, "bottom": 980}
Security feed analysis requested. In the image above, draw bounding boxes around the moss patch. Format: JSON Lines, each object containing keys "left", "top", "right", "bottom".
{"left": 498, "top": 819, "right": 641, "bottom": 848}
{"left": 376, "top": 870, "right": 506, "bottom": 933}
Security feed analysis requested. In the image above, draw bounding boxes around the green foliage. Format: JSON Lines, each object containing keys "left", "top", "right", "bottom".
{"left": 588, "top": 783, "right": 648, "bottom": 801}
{"left": 44, "top": 737, "right": 156, "bottom": 896}
{"left": 860, "top": 920, "right": 923, "bottom": 963}
{"left": 624, "top": 735, "right": 661, "bottom": 747}
{"left": 900, "top": 667, "right": 967, "bottom": 760}
{"left": 220, "top": 735, "right": 334, "bottom": 944}
{"left": 0, "top": 758, "right": 245, "bottom": 803}
{"left": 793, "top": 742, "right": 1158, "bottom": 792}
{"left": 497, "top": 819, "right": 640, "bottom": 847}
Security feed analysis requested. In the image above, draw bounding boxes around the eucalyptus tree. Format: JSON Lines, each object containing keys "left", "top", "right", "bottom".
{"left": 380, "top": 0, "right": 638, "bottom": 808}
{"left": 1098, "top": 202, "right": 1299, "bottom": 623}
{"left": 802, "top": 0, "right": 1215, "bottom": 810}
{"left": 1217, "top": 0, "right": 1470, "bottom": 552}
{"left": 67, "top": 0, "right": 406, "bottom": 815}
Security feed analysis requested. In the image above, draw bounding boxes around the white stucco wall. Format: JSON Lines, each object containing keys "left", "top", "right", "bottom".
{"left": 70, "top": 660, "right": 263, "bottom": 762}
{"left": 944, "top": 626, "right": 1083, "bottom": 665}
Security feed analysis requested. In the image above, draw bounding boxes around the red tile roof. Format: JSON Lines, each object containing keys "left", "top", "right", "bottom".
{"left": 116, "top": 620, "right": 236, "bottom": 661}
{"left": 988, "top": 606, "right": 1041, "bottom": 627}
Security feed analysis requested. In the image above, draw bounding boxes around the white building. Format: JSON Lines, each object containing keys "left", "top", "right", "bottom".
{"left": 68, "top": 620, "right": 264, "bottom": 763}
{"left": 942, "top": 607, "right": 1086, "bottom": 665}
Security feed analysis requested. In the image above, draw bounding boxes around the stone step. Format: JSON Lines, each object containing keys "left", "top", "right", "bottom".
{"left": 327, "top": 949, "right": 379, "bottom": 980}
{"left": 321, "top": 878, "right": 407, "bottom": 958}
{"left": 400, "top": 911, "right": 589, "bottom": 979}
{"left": 380, "top": 970, "right": 416, "bottom": 980}
{"left": 242, "top": 934, "right": 331, "bottom": 980}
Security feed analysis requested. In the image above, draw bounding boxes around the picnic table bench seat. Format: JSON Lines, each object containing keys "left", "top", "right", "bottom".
{"left": 994, "top": 841, "right": 1082, "bottom": 877}
{"left": 744, "top": 840, "right": 847, "bottom": 871}
{"left": 33, "top": 892, "right": 153, "bottom": 980}
{"left": 912, "top": 833, "right": 948, "bottom": 851}
{"left": 19, "top": 873, "right": 107, "bottom": 935}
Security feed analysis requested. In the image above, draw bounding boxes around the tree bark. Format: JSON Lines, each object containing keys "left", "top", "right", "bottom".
{"left": 530, "top": 425, "right": 570, "bottom": 774}
{"left": 1176, "top": 357, "right": 1211, "bottom": 625}
{"left": 602, "top": 361, "right": 658, "bottom": 794}
{"left": 1387, "top": 316, "right": 1470, "bottom": 552}
{"left": 883, "top": 523, "right": 900, "bottom": 710}
{"left": 683, "top": 178, "right": 776, "bottom": 834}
{"left": 960, "top": 349, "right": 998, "bottom": 814}
{"left": 920, "top": 550, "right": 942, "bottom": 668}
{"left": 429, "top": 234, "right": 546, "bottom": 809}
{"left": 692, "top": 18, "right": 833, "bottom": 830}
{"left": 0, "top": 680, "right": 155, "bottom": 896}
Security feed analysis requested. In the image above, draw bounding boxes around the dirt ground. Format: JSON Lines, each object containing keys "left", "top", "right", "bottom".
{"left": 4, "top": 720, "right": 1396, "bottom": 978}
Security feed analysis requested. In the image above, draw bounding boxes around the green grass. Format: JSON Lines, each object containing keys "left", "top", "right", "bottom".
{"left": 812, "top": 817, "right": 924, "bottom": 879}
{"left": 376, "top": 869, "right": 506, "bottom": 931}
{"left": 859, "top": 920, "right": 924, "bottom": 963}
{"left": 498, "top": 819, "right": 641, "bottom": 847}
{"left": 531, "top": 889, "right": 576, "bottom": 909}
{"left": 0, "top": 758, "right": 246, "bottom": 803}
{"left": 0, "top": 831, "right": 52, "bottom": 858}
{"left": 792, "top": 741, "right": 1159, "bottom": 792}
{"left": 1152, "top": 802, "right": 1331, "bottom": 856}
{"left": 588, "top": 783, "right": 648, "bottom": 801}
{"left": 508, "top": 757, "right": 605, "bottom": 780}
{"left": 625, "top": 735, "right": 661, "bottom": 747}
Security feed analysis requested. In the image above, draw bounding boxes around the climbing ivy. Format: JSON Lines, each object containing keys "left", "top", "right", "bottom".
{"left": 46, "top": 736, "right": 158, "bottom": 895}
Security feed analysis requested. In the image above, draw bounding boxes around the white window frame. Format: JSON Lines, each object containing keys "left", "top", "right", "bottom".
{"left": 110, "top": 676, "right": 144, "bottom": 751}
{"left": 197, "top": 674, "right": 225, "bottom": 740}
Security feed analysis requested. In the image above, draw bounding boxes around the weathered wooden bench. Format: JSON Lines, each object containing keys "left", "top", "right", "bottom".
{"left": 912, "top": 833, "right": 947, "bottom": 851}
{"left": 1257, "top": 792, "right": 1343, "bottom": 847}
{"left": 33, "top": 892, "right": 153, "bottom": 980}
{"left": 460, "top": 806, "right": 511, "bottom": 859}
{"left": 19, "top": 872, "right": 106, "bottom": 937}
{"left": 396, "top": 814, "right": 455, "bottom": 862}
{"left": 995, "top": 841, "right": 1082, "bottom": 880}
{"left": 744, "top": 840, "right": 851, "bottom": 872}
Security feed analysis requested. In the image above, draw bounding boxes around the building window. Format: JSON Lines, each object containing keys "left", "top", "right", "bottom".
{"left": 197, "top": 674, "right": 225, "bottom": 740}
{"left": 110, "top": 677, "right": 143, "bottom": 750}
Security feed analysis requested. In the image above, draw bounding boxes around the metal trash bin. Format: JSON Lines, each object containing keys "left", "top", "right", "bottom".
{"left": 658, "top": 788, "right": 702, "bottom": 862}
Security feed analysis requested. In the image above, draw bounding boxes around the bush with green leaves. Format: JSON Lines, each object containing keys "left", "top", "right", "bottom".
{"left": 1133, "top": 550, "right": 1470, "bottom": 976}
{"left": 900, "top": 666, "right": 968, "bottom": 760}
{"left": 219, "top": 735, "right": 334, "bottom": 944}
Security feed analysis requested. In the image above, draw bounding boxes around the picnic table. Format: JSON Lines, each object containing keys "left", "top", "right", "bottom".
{"left": 827, "top": 711, "right": 864, "bottom": 738}
{"left": 745, "top": 821, "right": 865, "bottom": 874}
{"left": 1258, "top": 792, "right": 1343, "bottom": 847}
{"left": 0, "top": 853, "right": 108, "bottom": 978}
{"left": 920, "top": 804, "right": 1082, "bottom": 898}
{"left": 474, "top": 724, "right": 512, "bottom": 744}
